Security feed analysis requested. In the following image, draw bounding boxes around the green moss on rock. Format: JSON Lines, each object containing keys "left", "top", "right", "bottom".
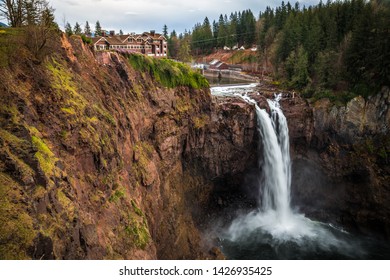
{"left": 0, "top": 173, "right": 35, "bottom": 259}
{"left": 127, "top": 53, "right": 209, "bottom": 89}
{"left": 31, "top": 135, "right": 57, "bottom": 176}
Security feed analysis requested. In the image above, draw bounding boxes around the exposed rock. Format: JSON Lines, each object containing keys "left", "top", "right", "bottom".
{"left": 282, "top": 88, "right": 390, "bottom": 239}
{"left": 0, "top": 34, "right": 258, "bottom": 260}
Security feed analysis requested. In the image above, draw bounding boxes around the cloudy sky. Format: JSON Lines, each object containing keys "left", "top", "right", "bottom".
{"left": 49, "top": 0, "right": 320, "bottom": 34}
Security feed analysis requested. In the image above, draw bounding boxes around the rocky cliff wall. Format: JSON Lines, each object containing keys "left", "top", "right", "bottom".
{"left": 282, "top": 88, "right": 390, "bottom": 239}
{"left": 0, "top": 34, "right": 257, "bottom": 259}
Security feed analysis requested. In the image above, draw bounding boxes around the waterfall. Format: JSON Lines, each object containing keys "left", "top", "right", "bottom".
{"left": 239, "top": 92, "right": 292, "bottom": 223}
{"left": 211, "top": 85, "right": 368, "bottom": 258}
{"left": 229, "top": 92, "right": 303, "bottom": 239}
{"left": 257, "top": 95, "right": 291, "bottom": 221}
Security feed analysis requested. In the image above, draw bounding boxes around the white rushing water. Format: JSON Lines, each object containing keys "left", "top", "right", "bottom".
{"left": 211, "top": 85, "right": 357, "bottom": 254}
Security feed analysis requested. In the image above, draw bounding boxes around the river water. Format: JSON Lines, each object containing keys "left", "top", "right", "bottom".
{"left": 210, "top": 84, "right": 390, "bottom": 260}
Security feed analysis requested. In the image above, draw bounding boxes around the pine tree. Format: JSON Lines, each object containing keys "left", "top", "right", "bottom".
{"left": 217, "top": 14, "right": 227, "bottom": 48}
{"left": 84, "top": 21, "right": 91, "bottom": 36}
{"left": 202, "top": 17, "right": 213, "bottom": 52}
{"left": 162, "top": 24, "right": 168, "bottom": 37}
{"left": 95, "top": 20, "right": 102, "bottom": 36}
{"left": 168, "top": 30, "right": 179, "bottom": 58}
{"left": 73, "top": 22, "right": 82, "bottom": 35}
{"left": 65, "top": 22, "right": 73, "bottom": 36}
{"left": 178, "top": 38, "right": 192, "bottom": 62}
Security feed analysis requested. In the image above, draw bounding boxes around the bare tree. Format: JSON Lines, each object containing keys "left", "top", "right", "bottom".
{"left": 0, "top": 0, "right": 24, "bottom": 27}
{"left": 25, "top": 3, "right": 58, "bottom": 58}
{"left": 0, "top": 0, "right": 54, "bottom": 27}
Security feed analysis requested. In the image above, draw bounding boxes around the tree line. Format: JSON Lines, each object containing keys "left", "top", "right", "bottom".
{"left": 0, "top": 0, "right": 58, "bottom": 59}
{"left": 0, "top": 0, "right": 56, "bottom": 28}
{"left": 166, "top": 9, "right": 257, "bottom": 59}
{"left": 165, "top": 0, "right": 389, "bottom": 101}
{"left": 64, "top": 20, "right": 124, "bottom": 37}
{"left": 264, "top": 0, "right": 389, "bottom": 100}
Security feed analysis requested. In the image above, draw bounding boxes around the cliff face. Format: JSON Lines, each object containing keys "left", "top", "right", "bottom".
{"left": 0, "top": 34, "right": 257, "bottom": 259}
{"left": 282, "top": 89, "right": 390, "bottom": 239}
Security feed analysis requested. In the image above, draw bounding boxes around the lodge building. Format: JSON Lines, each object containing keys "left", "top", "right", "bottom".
{"left": 92, "top": 30, "right": 167, "bottom": 57}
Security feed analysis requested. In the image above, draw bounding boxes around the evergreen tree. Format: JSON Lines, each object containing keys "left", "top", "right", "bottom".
{"left": 162, "top": 24, "right": 168, "bottom": 37}
{"left": 84, "top": 21, "right": 91, "bottom": 36}
{"left": 95, "top": 20, "right": 102, "bottom": 36}
{"left": 65, "top": 22, "right": 73, "bottom": 36}
{"left": 217, "top": 14, "right": 227, "bottom": 48}
{"left": 226, "top": 12, "right": 237, "bottom": 48}
{"left": 178, "top": 39, "right": 192, "bottom": 62}
{"left": 73, "top": 22, "right": 81, "bottom": 35}
{"left": 168, "top": 30, "right": 179, "bottom": 58}
{"left": 212, "top": 20, "right": 218, "bottom": 48}
{"left": 202, "top": 17, "right": 213, "bottom": 52}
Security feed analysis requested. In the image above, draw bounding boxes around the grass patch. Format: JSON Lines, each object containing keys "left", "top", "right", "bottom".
{"left": 46, "top": 58, "right": 88, "bottom": 112}
{"left": 131, "top": 200, "right": 144, "bottom": 217}
{"left": 108, "top": 189, "right": 125, "bottom": 203}
{"left": 61, "top": 107, "right": 76, "bottom": 115}
{"left": 126, "top": 53, "right": 209, "bottom": 89}
{"left": 93, "top": 104, "right": 116, "bottom": 126}
{"left": 31, "top": 135, "right": 57, "bottom": 176}
{"left": 126, "top": 201, "right": 150, "bottom": 249}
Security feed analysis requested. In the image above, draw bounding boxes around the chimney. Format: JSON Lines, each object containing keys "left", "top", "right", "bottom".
{"left": 150, "top": 30, "right": 155, "bottom": 36}
{"left": 110, "top": 30, "right": 115, "bottom": 36}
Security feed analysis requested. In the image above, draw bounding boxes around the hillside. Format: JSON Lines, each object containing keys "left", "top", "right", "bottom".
{"left": 0, "top": 30, "right": 260, "bottom": 259}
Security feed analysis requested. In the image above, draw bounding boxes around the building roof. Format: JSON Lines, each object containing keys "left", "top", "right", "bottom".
{"left": 91, "top": 32, "right": 166, "bottom": 47}
{"left": 142, "top": 32, "right": 166, "bottom": 40}
{"left": 209, "top": 59, "right": 220, "bottom": 66}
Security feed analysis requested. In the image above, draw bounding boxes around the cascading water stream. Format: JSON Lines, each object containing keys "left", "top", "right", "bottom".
{"left": 211, "top": 84, "right": 370, "bottom": 259}
{"left": 227, "top": 91, "right": 316, "bottom": 241}
{"left": 239, "top": 92, "right": 292, "bottom": 225}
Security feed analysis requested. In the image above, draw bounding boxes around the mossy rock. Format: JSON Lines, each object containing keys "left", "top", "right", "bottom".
{"left": 0, "top": 173, "right": 35, "bottom": 259}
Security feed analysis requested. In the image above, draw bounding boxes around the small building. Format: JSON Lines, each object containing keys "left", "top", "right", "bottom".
{"left": 209, "top": 59, "right": 229, "bottom": 70}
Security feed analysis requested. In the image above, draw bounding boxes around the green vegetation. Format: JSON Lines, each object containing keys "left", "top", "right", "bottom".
{"left": 0, "top": 28, "right": 24, "bottom": 67}
{"left": 31, "top": 135, "right": 57, "bottom": 176}
{"left": 126, "top": 53, "right": 208, "bottom": 89}
{"left": 132, "top": 141, "right": 154, "bottom": 186}
{"left": 0, "top": 173, "right": 35, "bottom": 259}
{"left": 190, "top": 10, "right": 256, "bottom": 54}
{"left": 57, "top": 189, "right": 75, "bottom": 219}
{"left": 124, "top": 201, "right": 150, "bottom": 249}
{"left": 81, "top": 34, "right": 92, "bottom": 45}
{"left": 46, "top": 58, "right": 86, "bottom": 109}
{"left": 108, "top": 189, "right": 125, "bottom": 203}
{"left": 259, "top": 0, "right": 390, "bottom": 101}
{"left": 169, "top": 1, "right": 389, "bottom": 102}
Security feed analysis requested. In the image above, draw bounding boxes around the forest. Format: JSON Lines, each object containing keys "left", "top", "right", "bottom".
{"left": 167, "top": 0, "right": 390, "bottom": 102}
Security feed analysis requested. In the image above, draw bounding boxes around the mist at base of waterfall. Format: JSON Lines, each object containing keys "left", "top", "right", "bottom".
{"left": 218, "top": 209, "right": 390, "bottom": 260}
{"left": 220, "top": 211, "right": 374, "bottom": 259}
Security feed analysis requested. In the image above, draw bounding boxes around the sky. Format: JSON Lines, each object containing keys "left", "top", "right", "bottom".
{"left": 49, "top": 0, "right": 321, "bottom": 35}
